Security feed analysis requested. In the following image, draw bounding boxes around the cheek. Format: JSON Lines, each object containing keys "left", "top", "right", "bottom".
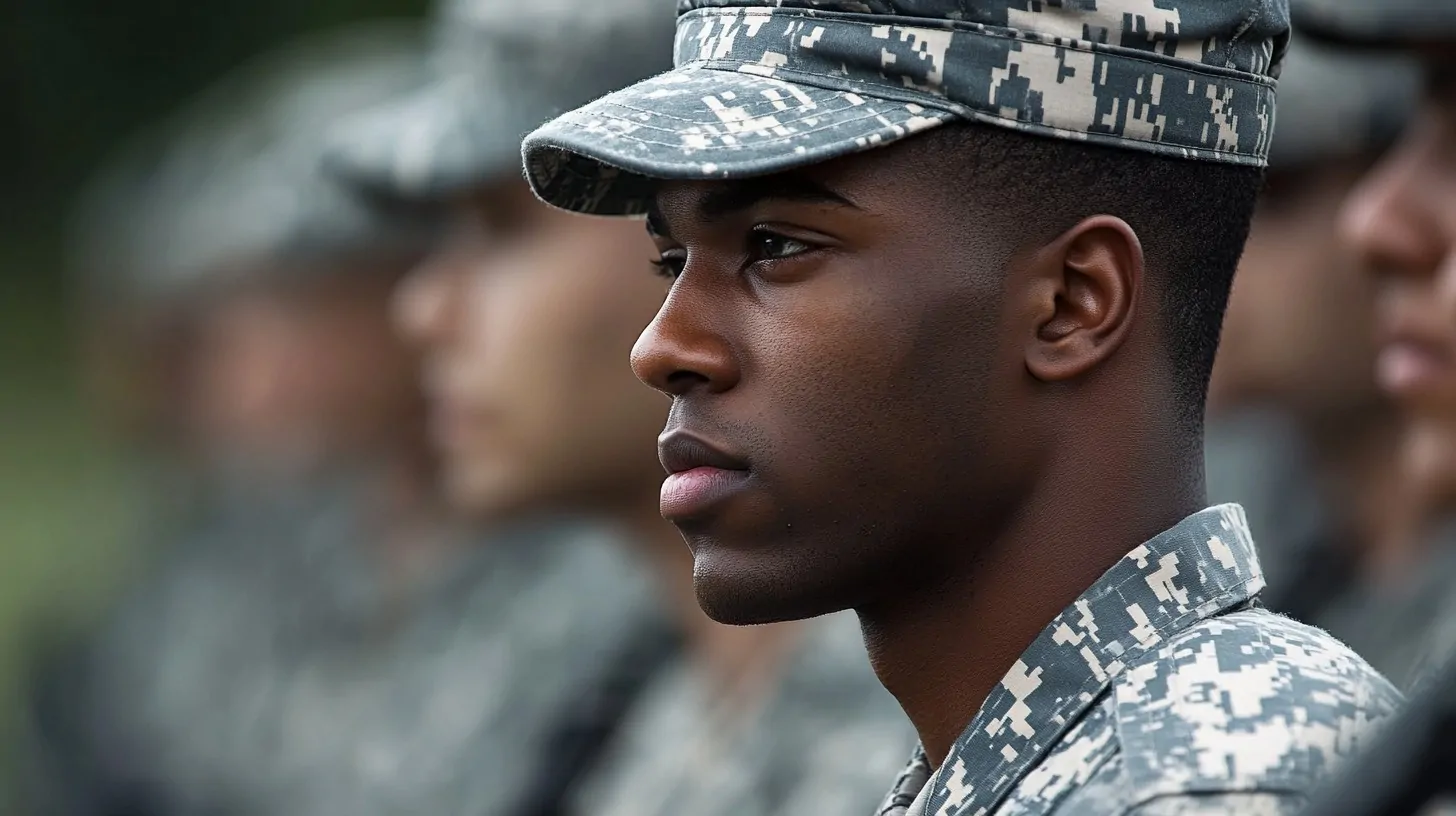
{"left": 454, "top": 233, "right": 665, "bottom": 494}
{"left": 552, "top": 231, "right": 673, "bottom": 480}
{"left": 469, "top": 271, "right": 581, "bottom": 444}
{"left": 744, "top": 260, "right": 1002, "bottom": 500}
{"left": 192, "top": 314, "right": 306, "bottom": 432}
{"left": 302, "top": 314, "right": 418, "bottom": 421}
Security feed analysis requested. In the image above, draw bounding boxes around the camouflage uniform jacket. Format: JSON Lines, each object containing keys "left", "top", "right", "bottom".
{"left": 877, "top": 505, "right": 1402, "bottom": 816}
{"left": 22, "top": 486, "right": 671, "bottom": 816}
{"left": 1319, "top": 521, "right": 1456, "bottom": 693}
{"left": 568, "top": 611, "right": 917, "bottom": 816}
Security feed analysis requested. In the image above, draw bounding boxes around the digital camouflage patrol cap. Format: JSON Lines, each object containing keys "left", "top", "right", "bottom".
{"left": 1293, "top": 0, "right": 1456, "bottom": 48}
{"left": 522, "top": 0, "right": 1291, "bottom": 217}
{"left": 1267, "top": 38, "right": 1416, "bottom": 170}
{"left": 72, "top": 22, "right": 438, "bottom": 311}
{"left": 324, "top": 0, "right": 675, "bottom": 200}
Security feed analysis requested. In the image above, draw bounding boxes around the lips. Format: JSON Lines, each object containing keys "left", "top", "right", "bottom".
{"left": 657, "top": 431, "right": 751, "bottom": 521}
{"left": 1375, "top": 330, "right": 1456, "bottom": 400}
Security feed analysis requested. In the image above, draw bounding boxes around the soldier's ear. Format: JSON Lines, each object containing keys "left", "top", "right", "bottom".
{"left": 1019, "top": 215, "right": 1142, "bottom": 383}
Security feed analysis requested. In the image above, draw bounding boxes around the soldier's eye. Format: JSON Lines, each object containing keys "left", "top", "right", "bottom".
{"left": 748, "top": 228, "right": 813, "bottom": 262}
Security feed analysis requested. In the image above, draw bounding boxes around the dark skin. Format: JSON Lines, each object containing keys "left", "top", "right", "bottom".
{"left": 634, "top": 132, "right": 1205, "bottom": 767}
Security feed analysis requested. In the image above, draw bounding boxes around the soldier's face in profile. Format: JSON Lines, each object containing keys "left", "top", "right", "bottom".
{"left": 1342, "top": 59, "right": 1456, "bottom": 508}
{"left": 395, "top": 178, "right": 668, "bottom": 521}
{"left": 1210, "top": 159, "right": 1382, "bottom": 423}
{"left": 632, "top": 136, "right": 1027, "bottom": 625}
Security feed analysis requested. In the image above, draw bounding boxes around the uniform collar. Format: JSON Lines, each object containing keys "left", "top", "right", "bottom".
{"left": 901, "top": 504, "right": 1265, "bottom": 816}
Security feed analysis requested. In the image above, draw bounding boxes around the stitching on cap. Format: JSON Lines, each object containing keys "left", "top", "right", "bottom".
{"left": 678, "top": 5, "right": 1278, "bottom": 86}
{"left": 558, "top": 105, "right": 924, "bottom": 150}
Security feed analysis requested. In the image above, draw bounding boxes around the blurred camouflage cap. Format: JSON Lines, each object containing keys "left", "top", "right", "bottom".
{"left": 1293, "top": 0, "right": 1456, "bottom": 48}
{"left": 72, "top": 22, "right": 440, "bottom": 310}
{"left": 323, "top": 0, "right": 676, "bottom": 201}
{"left": 1268, "top": 37, "right": 1417, "bottom": 170}
{"left": 522, "top": 0, "right": 1292, "bottom": 217}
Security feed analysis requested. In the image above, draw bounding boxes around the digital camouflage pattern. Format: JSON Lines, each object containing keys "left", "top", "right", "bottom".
{"left": 1294, "top": 0, "right": 1456, "bottom": 46}
{"left": 71, "top": 22, "right": 440, "bottom": 310}
{"left": 566, "top": 611, "right": 917, "bottom": 816}
{"left": 323, "top": 0, "right": 675, "bottom": 200}
{"left": 523, "top": 0, "right": 1291, "bottom": 216}
{"left": 875, "top": 505, "right": 1401, "bottom": 816}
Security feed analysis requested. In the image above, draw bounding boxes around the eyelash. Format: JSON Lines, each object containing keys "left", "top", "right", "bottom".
{"left": 748, "top": 228, "right": 813, "bottom": 263}
{"left": 649, "top": 227, "right": 816, "bottom": 281}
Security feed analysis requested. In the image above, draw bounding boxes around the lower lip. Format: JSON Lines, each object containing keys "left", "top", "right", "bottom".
{"left": 660, "top": 467, "right": 750, "bottom": 521}
{"left": 1376, "top": 343, "right": 1454, "bottom": 397}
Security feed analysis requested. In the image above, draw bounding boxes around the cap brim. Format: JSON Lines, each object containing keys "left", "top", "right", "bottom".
{"left": 325, "top": 74, "right": 542, "bottom": 202}
{"left": 1293, "top": 0, "right": 1456, "bottom": 48}
{"left": 1266, "top": 41, "right": 1419, "bottom": 169}
{"left": 522, "top": 64, "right": 956, "bottom": 217}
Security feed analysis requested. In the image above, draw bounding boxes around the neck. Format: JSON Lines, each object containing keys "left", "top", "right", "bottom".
{"left": 859, "top": 431, "right": 1205, "bottom": 768}
{"left": 623, "top": 497, "right": 802, "bottom": 699}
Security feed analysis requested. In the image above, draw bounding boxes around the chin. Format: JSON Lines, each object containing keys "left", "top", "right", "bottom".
{"left": 688, "top": 540, "right": 860, "bottom": 626}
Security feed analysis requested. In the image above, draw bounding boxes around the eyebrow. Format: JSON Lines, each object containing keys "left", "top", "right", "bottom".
{"left": 645, "top": 172, "right": 859, "bottom": 239}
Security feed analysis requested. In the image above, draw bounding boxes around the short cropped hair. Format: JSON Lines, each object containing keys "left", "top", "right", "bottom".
{"left": 926, "top": 124, "right": 1262, "bottom": 429}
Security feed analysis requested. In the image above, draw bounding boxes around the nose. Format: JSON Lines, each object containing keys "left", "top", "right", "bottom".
{"left": 1340, "top": 124, "right": 1448, "bottom": 285}
{"left": 630, "top": 282, "right": 740, "bottom": 397}
{"left": 392, "top": 250, "right": 463, "bottom": 350}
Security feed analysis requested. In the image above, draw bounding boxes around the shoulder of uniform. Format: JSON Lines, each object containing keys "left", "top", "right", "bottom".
{"left": 1107, "top": 609, "right": 1402, "bottom": 801}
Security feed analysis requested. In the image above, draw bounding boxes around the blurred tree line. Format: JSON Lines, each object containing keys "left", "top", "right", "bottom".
{"left": 0, "top": 0, "right": 428, "bottom": 807}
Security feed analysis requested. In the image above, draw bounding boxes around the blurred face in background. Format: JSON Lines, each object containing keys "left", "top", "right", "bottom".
{"left": 395, "top": 178, "right": 668, "bottom": 521}
{"left": 179, "top": 260, "right": 423, "bottom": 483}
{"left": 1342, "top": 61, "right": 1456, "bottom": 511}
{"left": 1210, "top": 158, "right": 1384, "bottom": 426}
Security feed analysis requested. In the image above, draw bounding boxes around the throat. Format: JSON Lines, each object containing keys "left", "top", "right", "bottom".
{"left": 857, "top": 548, "right": 1055, "bottom": 769}
{"left": 858, "top": 473, "right": 1205, "bottom": 768}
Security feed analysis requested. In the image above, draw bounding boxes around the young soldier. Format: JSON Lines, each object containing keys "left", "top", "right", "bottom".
{"left": 326, "top": 0, "right": 916, "bottom": 813}
{"left": 522, "top": 2, "right": 1402, "bottom": 814}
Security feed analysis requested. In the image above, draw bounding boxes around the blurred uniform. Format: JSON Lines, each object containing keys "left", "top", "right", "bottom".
{"left": 1281, "top": 0, "right": 1456, "bottom": 695}
{"left": 22, "top": 23, "right": 668, "bottom": 816}
{"left": 326, "top": 1, "right": 918, "bottom": 814}
{"left": 565, "top": 613, "right": 911, "bottom": 816}
{"left": 1204, "top": 44, "right": 1418, "bottom": 635}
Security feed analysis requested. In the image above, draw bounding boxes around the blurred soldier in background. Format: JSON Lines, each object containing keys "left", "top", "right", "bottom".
{"left": 1292, "top": 0, "right": 1456, "bottom": 694}
{"left": 1205, "top": 44, "right": 1418, "bottom": 632}
{"left": 326, "top": 0, "right": 916, "bottom": 813}
{"left": 20, "top": 22, "right": 660, "bottom": 816}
